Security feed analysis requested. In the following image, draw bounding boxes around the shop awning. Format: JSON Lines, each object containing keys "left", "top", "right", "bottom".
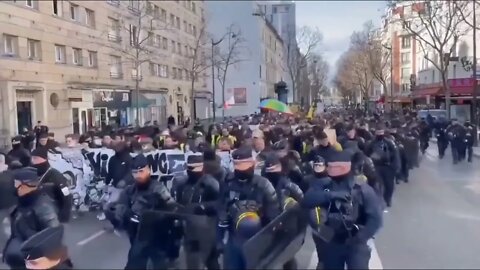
{"left": 412, "top": 86, "right": 442, "bottom": 97}
{"left": 131, "top": 92, "right": 156, "bottom": 108}
{"left": 393, "top": 96, "right": 412, "bottom": 103}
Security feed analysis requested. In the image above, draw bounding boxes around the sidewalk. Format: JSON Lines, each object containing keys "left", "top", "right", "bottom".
{"left": 430, "top": 137, "right": 480, "bottom": 158}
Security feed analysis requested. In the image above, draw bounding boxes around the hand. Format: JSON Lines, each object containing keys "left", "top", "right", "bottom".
{"left": 329, "top": 191, "right": 351, "bottom": 202}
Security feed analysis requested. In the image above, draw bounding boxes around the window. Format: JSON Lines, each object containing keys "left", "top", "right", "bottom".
{"left": 161, "top": 9, "right": 167, "bottom": 21}
{"left": 3, "top": 34, "right": 18, "bottom": 56}
{"left": 107, "top": 0, "right": 120, "bottom": 6}
{"left": 178, "top": 69, "right": 183, "bottom": 80}
{"left": 27, "top": 39, "right": 41, "bottom": 60}
{"left": 188, "top": 23, "right": 192, "bottom": 34}
{"left": 184, "top": 45, "right": 188, "bottom": 56}
{"left": 172, "top": 67, "right": 177, "bottom": 79}
{"left": 85, "top": 9, "right": 95, "bottom": 27}
{"left": 401, "top": 36, "right": 411, "bottom": 49}
{"left": 177, "top": 42, "right": 181, "bottom": 55}
{"left": 402, "top": 83, "right": 410, "bottom": 92}
{"left": 70, "top": 3, "right": 78, "bottom": 21}
{"left": 401, "top": 52, "right": 410, "bottom": 64}
{"left": 183, "top": 20, "right": 187, "bottom": 32}
{"left": 170, "top": 14, "right": 175, "bottom": 25}
{"left": 26, "top": 0, "right": 37, "bottom": 9}
{"left": 108, "top": 17, "right": 121, "bottom": 42}
{"left": 160, "top": 65, "right": 168, "bottom": 78}
{"left": 72, "top": 48, "right": 82, "bottom": 65}
{"left": 193, "top": 26, "right": 197, "bottom": 36}
{"left": 54, "top": 44, "right": 66, "bottom": 63}
{"left": 403, "top": 21, "right": 411, "bottom": 29}
{"left": 176, "top": 17, "right": 180, "bottom": 29}
{"left": 185, "top": 69, "right": 190, "bottom": 81}
{"left": 146, "top": 1, "right": 153, "bottom": 15}
{"left": 129, "top": 24, "right": 138, "bottom": 46}
{"left": 88, "top": 51, "right": 97, "bottom": 67}
{"left": 154, "top": 34, "right": 161, "bottom": 47}
{"left": 162, "top": 37, "right": 168, "bottom": 50}
{"left": 128, "top": 0, "right": 139, "bottom": 12}
{"left": 401, "top": 67, "right": 411, "bottom": 79}
{"left": 153, "top": 5, "right": 159, "bottom": 18}
{"left": 150, "top": 62, "right": 158, "bottom": 76}
{"left": 273, "top": 6, "right": 278, "bottom": 13}
{"left": 110, "top": 55, "right": 122, "bottom": 78}
{"left": 259, "top": 65, "right": 262, "bottom": 78}
{"left": 171, "top": 40, "right": 176, "bottom": 53}
{"left": 52, "top": 0, "right": 62, "bottom": 16}
{"left": 191, "top": 2, "right": 196, "bottom": 13}
{"left": 147, "top": 31, "right": 154, "bottom": 46}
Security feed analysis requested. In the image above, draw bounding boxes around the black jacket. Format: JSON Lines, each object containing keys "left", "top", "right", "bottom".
{"left": 172, "top": 174, "right": 220, "bottom": 216}
{"left": 9, "top": 192, "right": 60, "bottom": 241}
{"left": 7, "top": 146, "right": 31, "bottom": 168}
{"left": 106, "top": 151, "right": 133, "bottom": 187}
{"left": 39, "top": 168, "right": 73, "bottom": 223}
{"left": 219, "top": 174, "right": 280, "bottom": 228}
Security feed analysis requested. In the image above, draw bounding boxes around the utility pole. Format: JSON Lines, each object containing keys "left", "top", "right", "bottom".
{"left": 472, "top": 0, "right": 478, "bottom": 145}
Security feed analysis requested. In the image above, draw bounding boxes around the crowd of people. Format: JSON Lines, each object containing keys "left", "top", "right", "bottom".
{"left": 0, "top": 108, "right": 476, "bottom": 270}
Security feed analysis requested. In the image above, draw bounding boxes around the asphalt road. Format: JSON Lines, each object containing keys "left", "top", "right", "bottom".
{"left": 0, "top": 144, "right": 478, "bottom": 269}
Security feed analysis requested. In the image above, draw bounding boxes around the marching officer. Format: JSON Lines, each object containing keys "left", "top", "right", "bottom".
{"left": 433, "top": 117, "right": 449, "bottom": 159}
{"left": 301, "top": 151, "right": 383, "bottom": 270}
{"left": 218, "top": 146, "right": 280, "bottom": 269}
{"left": 114, "top": 154, "right": 181, "bottom": 269}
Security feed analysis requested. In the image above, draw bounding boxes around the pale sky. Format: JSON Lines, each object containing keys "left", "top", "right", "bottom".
{"left": 296, "top": 1, "right": 386, "bottom": 72}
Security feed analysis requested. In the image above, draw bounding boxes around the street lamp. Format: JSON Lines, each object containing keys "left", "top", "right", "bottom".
{"left": 211, "top": 36, "right": 227, "bottom": 121}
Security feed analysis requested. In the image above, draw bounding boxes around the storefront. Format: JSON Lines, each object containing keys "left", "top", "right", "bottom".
{"left": 70, "top": 89, "right": 93, "bottom": 135}
{"left": 141, "top": 92, "right": 167, "bottom": 126}
{"left": 92, "top": 89, "right": 131, "bottom": 129}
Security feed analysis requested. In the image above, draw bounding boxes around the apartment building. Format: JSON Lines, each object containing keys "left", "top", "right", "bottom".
{"left": 205, "top": 0, "right": 287, "bottom": 117}
{"left": 381, "top": 1, "right": 419, "bottom": 108}
{"left": 258, "top": 1, "right": 296, "bottom": 103}
{"left": 0, "top": 0, "right": 206, "bottom": 144}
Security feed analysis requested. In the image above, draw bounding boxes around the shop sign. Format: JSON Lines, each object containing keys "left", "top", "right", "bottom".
{"left": 93, "top": 90, "right": 131, "bottom": 108}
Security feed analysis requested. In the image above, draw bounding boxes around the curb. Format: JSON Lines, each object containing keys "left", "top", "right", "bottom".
{"left": 429, "top": 138, "right": 480, "bottom": 158}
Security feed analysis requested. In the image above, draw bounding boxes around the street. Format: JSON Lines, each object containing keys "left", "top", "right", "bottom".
{"left": 0, "top": 145, "right": 479, "bottom": 269}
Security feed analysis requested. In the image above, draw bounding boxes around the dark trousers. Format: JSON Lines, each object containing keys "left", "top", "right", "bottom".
{"left": 124, "top": 242, "right": 170, "bottom": 270}
{"left": 437, "top": 139, "right": 448, "bottom": 158}
{"left": 3, "top": 237, "right": 26, "bottom": 269}
{"left": 184, "top": 241, "right": 220, "bottom": 270}
{"left": 467, "top": 145, "right": 473, "bottom": 162}
{"left": 451, "top": 143, "right": 460, "bottom": 164}
{"left": 312, "top": 233, "right": 326, "bottom": 269}
{"left": 223, "top": 239, "right": 246, "bottom": 270}
{"left": 323, "top": 242, "right": 371, "bottom": 270}
{"left": 376, "top": 165, "right": 395, "bottom": 207}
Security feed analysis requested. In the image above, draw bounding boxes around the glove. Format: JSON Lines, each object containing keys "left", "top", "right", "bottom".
{"left": 328, "top": 191, "right": 351, "bottom": 202}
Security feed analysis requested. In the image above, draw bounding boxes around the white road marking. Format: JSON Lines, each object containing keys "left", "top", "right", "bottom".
{"left": 306, "top": 239, "right": 384, "bottom": 269}
{"left": 76, "top": 230, "right": 106, "bottom": 246}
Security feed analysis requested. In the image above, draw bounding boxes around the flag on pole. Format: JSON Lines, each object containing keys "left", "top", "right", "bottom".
{"left": 224, "top": 96, "right": 235, "bottom": 109}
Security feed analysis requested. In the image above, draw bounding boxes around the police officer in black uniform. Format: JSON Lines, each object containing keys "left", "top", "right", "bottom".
{"left": 31, "top": 147, "right": 72, "bottom": 223}
{"left": 301, "top": 151, "right": 383, "bottom": 270}
{"left": 218, "top": 146, "right": 280, "bottom": 269}
{"left": 446, "top": 119, "right": 466, "bottom": 164}
{"left": 387, "top": 128, "right": 408, "bottom": 184}
{"left": 3, "top": 167, "right": 63, "bottom": 269}
{"left": 303, "top": 155, "right": 331, "bottom": 270}
{"left": 433, "top": 117, "right": 449, "bottom": 159}
{"left": 172, "top": 154, "right": 221, "bottom": 269}
{"left": 464, "top": 121, "right": 475, "bottom": 162}
{"left": 114, "top": 154, "right": 181, "bottom": 270}
{"left": 365, "top": 124, "right": 400, "bottom": 208}
{"left": 263, "top": 153, "right": 303, "bottom": 210}
{"left": 7, "top": 136, "right": 31, "bottom": 168}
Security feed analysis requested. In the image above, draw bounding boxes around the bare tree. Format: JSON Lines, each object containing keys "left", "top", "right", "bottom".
{"left": 400, "top": 1, "right": 470, "bottom": 117}
{"left": 96, "top": 1, "right": 172, "bottom": 125}
{"left": 286, "top": 26, "right": 323, "bottom": 103}
{"left": 214, "top": 24, "right": 246, "bottom": 117}
{"left": 334, "top": 51, "right": 357, "bottom": 108}
{"left": 178, "top": 22, "right": 210, "bottom": 120}
{"left": 308, "top": 53, "right": 329, "bottom": 104}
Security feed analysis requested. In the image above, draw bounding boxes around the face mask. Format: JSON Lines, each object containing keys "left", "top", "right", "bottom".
{"left": 33, "top": 162, "right": 50, "bottom": 176}
{"left": 234, "top": 166, "right": 255, "bottom": 182}
{"left": 187, "top": 170, "right": 203, "bottom": 181}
